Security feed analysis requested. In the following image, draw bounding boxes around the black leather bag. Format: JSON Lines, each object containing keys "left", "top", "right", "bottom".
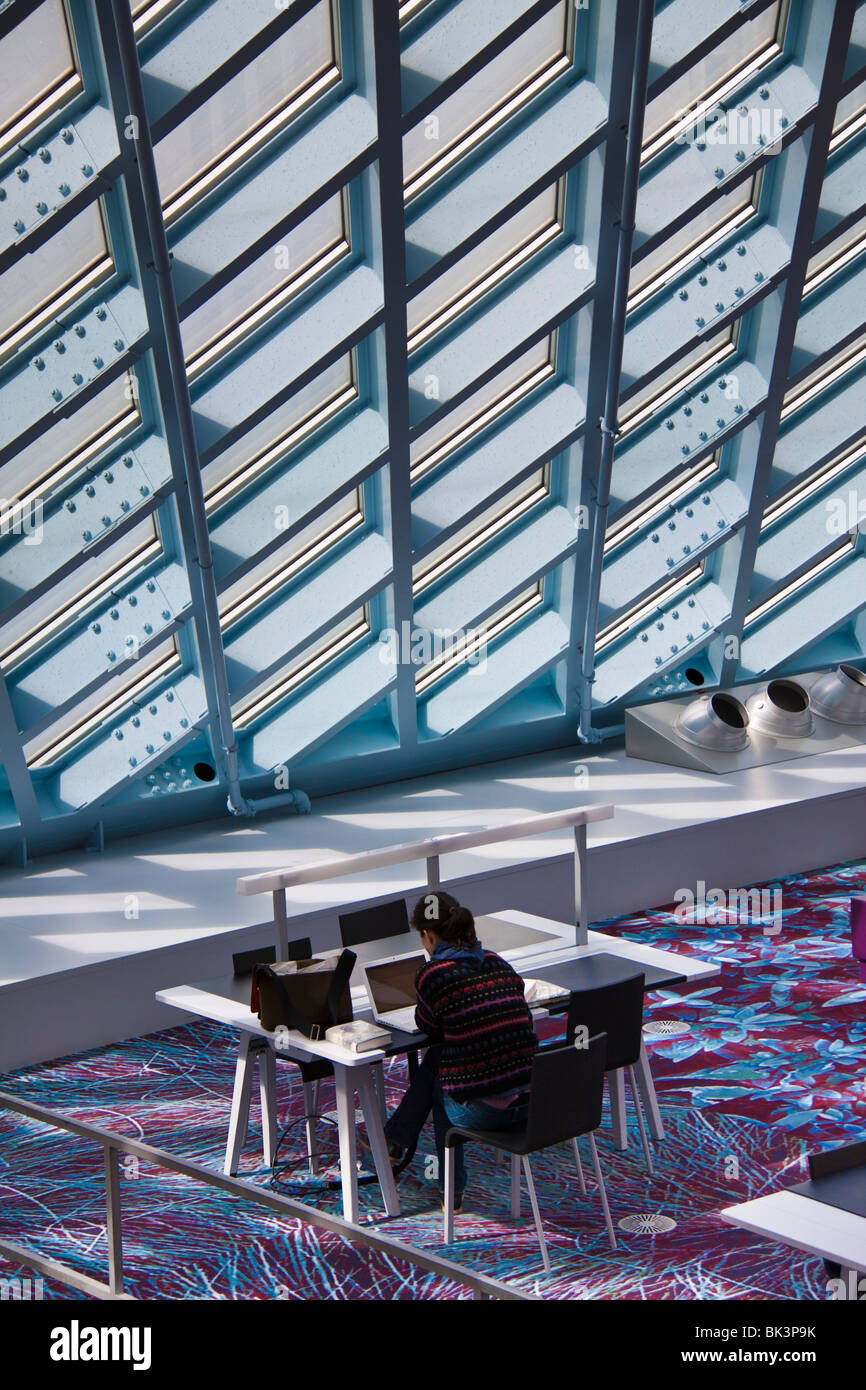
{"left": 254, "top": 949, "right": 356, "bottom": 1039}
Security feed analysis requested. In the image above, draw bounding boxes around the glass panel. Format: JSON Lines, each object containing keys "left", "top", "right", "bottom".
{"left": 203, "top": 354, "right": 355, "bottom": 508}
{"left": 781, "top": 328, "right": 866, "bottom": 422}
{"left": 413, "top": 466, "right": 550, "bottom": 591}
{"left": 155, "top": 0, "right": 337, "bottom": 215}
{"left": 0, "top": 0, "right": 77, "bottom": 147}
{"left": 2, "top": 375, "right": 138, "bottom": 506}
{"left": 605, "top": 454, "right": 719, "bottom": 551}
{"left": 25, "top": 637, "right": 180, "bottom": 768}
{"left": 629, "top": 174, "right": 760, "bottom": 309}
{"left": 762, "top": 433, "right": 866, "bottom": 529}
{"left": 132, "top": 0, "right": 186, "bottom": 36}
{"left": 408, "top": 182, "right": 562, "bottom": 348}
{"left": 743, "top": 539, "right": 853, "bottom": 628}
{"left": 0, "top": 517, "right": 160, "bottom": 669}
{"left": 415, "top": 580, "right": 544, "bottom": 693}
{"left": 219, "top": 490, "right": 364, "bottom": 625}
{"left": 403, "top": 1, "right": 570, "bottom": 197}
{"left": 620, "top": 323, "right": 738, "bottom": 434}
{"left": 400, "top": 0, "right": 435, "bottom": 24}
{"left": 595, "top": 562, "right": 704, "bottom": 652}
{"left": 232, "top": 608, "right": 370, "bottom": 727}
{"left": 643, "top": 2, "right": 784, "bottom": 157}
{"left": 182, "top": 194, "right": 348, "bottom": 371}
{"left": 831, "top": 76, "right": 866, "bottom": 148}
{"left": 0, "top": 201, "right": 111, "bottom": 362}
{"left": 410, "top": 334, "right": 556, "bottom": 478}
{"left": 803, "top": 215, "right": 866, "bottom": 297}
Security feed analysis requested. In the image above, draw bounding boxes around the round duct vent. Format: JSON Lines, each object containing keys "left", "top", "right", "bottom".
{"left": 618, "top": 1214, "right": 677, "bottom": 1235}
{"left": 643, "top": 1020, "right": 691, "bottom": 1038}
{"left": 745, "top": 679, "right": 813, "bottom": 738}
{"left": 674, "top": 692, "right": 750, "bottom": 751}
{"left": 810, "top": 664, "right": 866, "bottom": 725}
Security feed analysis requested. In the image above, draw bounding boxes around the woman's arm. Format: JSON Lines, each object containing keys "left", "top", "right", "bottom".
{"left": 414, "top": 964, "right": 445, "bottom": 1040}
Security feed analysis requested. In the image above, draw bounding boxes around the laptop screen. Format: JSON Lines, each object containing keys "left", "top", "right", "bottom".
{"left": 366, "top": 955, "right": 425, "bottom": 1012}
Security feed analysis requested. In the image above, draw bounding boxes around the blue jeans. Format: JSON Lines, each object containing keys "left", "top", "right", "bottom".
{"left": 385, "top": 1047, "right": 529, "bottom": 1196}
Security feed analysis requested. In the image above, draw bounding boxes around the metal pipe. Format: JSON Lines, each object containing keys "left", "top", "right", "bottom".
{"left": 578, "top": 0, "right": 655, "bottom": 743}
{"left": 108, "top": 0, "right": 251, "bottom": 814}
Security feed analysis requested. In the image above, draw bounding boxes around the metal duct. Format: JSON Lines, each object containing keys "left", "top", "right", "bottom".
{"left": 674, "top": 692, "right": 750, "bottom": 751}
{"left": 745, "top": 679, "right": 813, "bottom": 738}
{"left": 809, "top": 664, "right": 866, "bottom": 725}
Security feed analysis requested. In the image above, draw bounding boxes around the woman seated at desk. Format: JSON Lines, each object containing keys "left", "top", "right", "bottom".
{"left": 370, "top": 890, "right": 538, "bottom": 1211}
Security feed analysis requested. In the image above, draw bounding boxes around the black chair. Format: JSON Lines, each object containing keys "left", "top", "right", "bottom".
{"left": 442, "top": 1034, "right": 616, "bottom": 1273}
{"left": 807, "top": 1140, "right": 866, "bottom": 1281}
{"left": 560, "top": 973, "right": 655, "bottom": 1175}
{"left": 338, "top": 898, "right": 409, "bottom": 949}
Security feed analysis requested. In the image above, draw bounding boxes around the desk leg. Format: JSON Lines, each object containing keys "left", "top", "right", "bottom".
{"left": 225, "top": 1036, "right": 255, "bottom": 1175}
{"left": 357, "top": 1067, "right": 400, "bottom": 1218}
{"left": 333, "top": 1066, "right": 360, "bottom": 1223}
{"left": 635, "top": 1041, "right": 664, "bottom": 1142}
{"left": 371, "top": 1060, "right": 387, "bottom": 1122}
{"left": 609, "top": 1068, "right": 628, "bottom": 1151}
{"left": 259, "top": 1046, "right": 277, "bottom": 1167}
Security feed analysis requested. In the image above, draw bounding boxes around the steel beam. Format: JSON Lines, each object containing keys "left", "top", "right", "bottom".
{"left": 370, "top": 0, "right": 417, "bottom": 749}
{"left": 570, "top": 0, "right": 654, "bottom": 740}
{"left": 720, "top": 0, "right": 858, "bottom": 687}
{"left": 95, "top": 0, "right": 251, "bottom": 813}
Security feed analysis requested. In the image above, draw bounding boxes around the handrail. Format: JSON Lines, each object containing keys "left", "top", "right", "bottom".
{"left": 237, "top": 803, "right": 613, "bottom": 895}
{"left": 236, "top": 802, "right": 614, "bottom": 956}
{"left": 0, "top": 1089, "right": 531, "bottom": 1302}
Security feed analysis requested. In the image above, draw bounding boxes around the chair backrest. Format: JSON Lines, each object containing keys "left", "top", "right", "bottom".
{"left": 524, "top": 1033, "right": 607, "bottom": 1151}
{"left": 808, "top": 1139, "right": 866, "bottom": 1180}
{"left": 565, "top": 973, "right": 645, "bottom": 1071}
{"left": 338, "top": 898, "right": 410, "bottom": 948}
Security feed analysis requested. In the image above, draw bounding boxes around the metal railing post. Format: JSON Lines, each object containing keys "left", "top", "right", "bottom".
{"left": 574, "top": 823, "right": 588, "bottom": 947}
{"left": 273, "top": 888, "right": 289, "bottom": 960}
{"left": 104, "top": 1144, "right": 124, "bottom": 1297}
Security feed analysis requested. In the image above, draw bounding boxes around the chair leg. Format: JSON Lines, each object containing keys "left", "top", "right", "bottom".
{"left": 572, "top": 1137, "right": 587, "bottom": 1195}
{"left": 443, "top": 1147, "right": 455, "bottom": 1243}
{"left": 302, "top": 1080, "right": 320, "bottom": 1176}
{"left": 608, "top": 1068, "right": 628, "bottom": 1150}
{"left": 588, "top": 1132, "right": 617, "bottom": 1252}
{"left": 635, "top": 1041, "right": 664, "bottom": 1142}
{"left": 628, "top": 1064, "right": 654, "bottom": 1176}
{"left": 522, "top": 1157, "right": 551, "bottom": 1277}
{"left": 510, "top": 1154, "right": 521, "bottom": 1218}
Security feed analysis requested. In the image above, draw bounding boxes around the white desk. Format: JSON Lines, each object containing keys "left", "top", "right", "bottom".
{"left": 156, "top": 912, "right": 721, "bottom": 1219}
{"left": 156, "top": 978, "right": 403, "bottom": 1224}
{"left": 721, "top": 1190, "right": 866, "bottom": 1285}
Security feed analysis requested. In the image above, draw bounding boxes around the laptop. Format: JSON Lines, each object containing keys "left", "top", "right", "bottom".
{"left": 363, "top": 952, "right": 427, "bottom": 1034}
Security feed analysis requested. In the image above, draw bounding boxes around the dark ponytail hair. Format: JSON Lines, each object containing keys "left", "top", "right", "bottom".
{"left": 411, "top": 890, "right": 477, "bottom": 947}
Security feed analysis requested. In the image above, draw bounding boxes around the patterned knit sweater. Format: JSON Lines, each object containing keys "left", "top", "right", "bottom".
{"left": 414, "top": 950, "right": 538, "bottom": 1101}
